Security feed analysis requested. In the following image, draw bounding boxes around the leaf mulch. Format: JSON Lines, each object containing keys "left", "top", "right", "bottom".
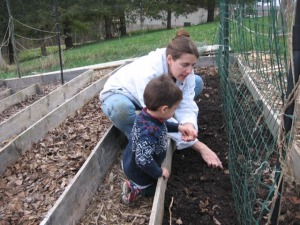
{"left": 0, "top": 68, "right": 113, "bottom": 125}
{"left": 0, "top": 68, "right": 113, "bottom": 225}
{"left": 0, "top": 82, "right": 61, "bottom": 124}
{"left": 279, "top": 182, "right": 300, "bottom": 224}
{"left": 0, "top": 68, "right": 113, "bottom": 149}
{"left": 78, "top": 156, "right": 153, "bottom": 225}
{"left": 0, "top": 95, "right": 111, "bottom": 224}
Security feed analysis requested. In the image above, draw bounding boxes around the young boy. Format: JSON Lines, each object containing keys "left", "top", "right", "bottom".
{"left": 121, "top": 75, "right": 194, "bottom": 204}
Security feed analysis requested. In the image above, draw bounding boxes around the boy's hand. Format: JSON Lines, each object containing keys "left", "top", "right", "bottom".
{"left": 162, "top": 167, "right": 170, "bottom": 179}
{"left": 179, "top": 123, "right": 197, "bottom": 141}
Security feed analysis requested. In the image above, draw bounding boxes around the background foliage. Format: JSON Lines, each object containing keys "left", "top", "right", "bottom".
{"left": 0, "top": 0, "right": 220, "bottom": 78}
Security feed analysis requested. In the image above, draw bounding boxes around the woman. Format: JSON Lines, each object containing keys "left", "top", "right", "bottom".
{"left": 100, "top": 29, "right": 222, "bottom": 169}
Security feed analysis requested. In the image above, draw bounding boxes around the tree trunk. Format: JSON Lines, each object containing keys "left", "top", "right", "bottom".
{"left": 40, "top": 40, "right": 47, "bottom": 56}
{"left": 64, "top": 28, "right": 74, "bottom": 50}
{"left": 207, "top": 1, "right": 215, "bottom": 22}
{"left": 167, "top": 9, "right": 172, "bottom": 29}
{"left": 8, "top": 38, "right": 14, "bottom": 65}
{"left": 104, "top": 15, "right": 113, "bottom": 39}
{"left": 0, "top": 47, "right": 6, "bottom": 69}
{"left": 277, "top": 0, "right": 287, "bottom": 30}
{"left": 119, "top": 11, "right": 127, "bottom": 36}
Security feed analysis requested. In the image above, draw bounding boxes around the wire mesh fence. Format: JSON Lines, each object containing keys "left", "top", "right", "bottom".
{"left": 217, "top": 0, "right": 298, "bottom": 224}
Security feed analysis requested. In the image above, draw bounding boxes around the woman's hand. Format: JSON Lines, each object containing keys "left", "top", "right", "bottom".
{"left": 178, "top": 123, "right": 198, "bottom": 141}
{"left": 192, "top": 141, "right": 223, "bottom": 169}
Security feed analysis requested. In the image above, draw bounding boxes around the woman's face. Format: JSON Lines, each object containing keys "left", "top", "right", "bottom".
{"left": 167, "top": 53, "right": 197, "bottom": 82}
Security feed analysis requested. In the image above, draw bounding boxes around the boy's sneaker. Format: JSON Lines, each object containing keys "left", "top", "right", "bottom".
{"left": 122, "top": 180, "right": 131, "bottom": 195}
{"left": 121, "top": 180, "right": 141, "bottom": 205}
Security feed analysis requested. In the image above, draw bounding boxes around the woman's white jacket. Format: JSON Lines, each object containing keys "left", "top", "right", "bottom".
{"left": 100, "top": 48, "right": 199, "bottom": 129}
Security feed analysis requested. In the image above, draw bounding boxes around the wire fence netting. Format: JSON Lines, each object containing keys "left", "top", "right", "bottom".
{"left": 217, "top": 0, "right": 298, "bottom": 224}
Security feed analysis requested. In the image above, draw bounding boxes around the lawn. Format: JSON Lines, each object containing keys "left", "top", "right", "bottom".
{"left": 0, "top": 22, "right": 218, "bottom": 79}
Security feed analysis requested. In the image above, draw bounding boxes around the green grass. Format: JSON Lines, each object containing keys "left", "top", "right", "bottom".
{"left": 0, "top": 22, "right": 218, "bottom": 79}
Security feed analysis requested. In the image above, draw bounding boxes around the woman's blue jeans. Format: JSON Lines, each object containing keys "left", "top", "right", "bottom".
{"left": 101, "top": 75, "right": 203, "bottom": 139}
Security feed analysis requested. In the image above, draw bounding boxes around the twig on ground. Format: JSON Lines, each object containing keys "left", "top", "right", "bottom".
{"left": 121, "top": 212, "right": 148, "bottom": 218}
{"left": 132, "top": 216, "right": 137, "bottom": 224}
{"left": 169, "top": 196, "right": 174, "bottom": 225}
{"left": 95, "top": 204, "right": 104, "bottom": 225}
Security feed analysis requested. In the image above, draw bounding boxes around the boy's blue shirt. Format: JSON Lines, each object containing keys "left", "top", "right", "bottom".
{"left": 122, "top": 108, "right": 178, "bottom": 186}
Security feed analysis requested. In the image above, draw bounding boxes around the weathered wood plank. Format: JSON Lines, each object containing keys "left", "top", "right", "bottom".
{"left": 0, "top": 69, "right": 95, "bottom": 143}
{"left": 0, "top": 88, "right": 12, "bottom": 100}
{"left": 290, "top": 144, "right": 300, "bottom": 182}
{"left": 237, "top": 57, "right": 280, "bottom": 138}
{"left": 0, "top": 71, "right": 112, "bottom": 175}
{"left": 149, "top": 139, "right": 176, "bottom": 225}
{"left": 4, "top": 59, "right": 133, "bottom": 91}
{"left": 40, "top": 125, "right": 126, "bottom": 225}
{"left": 0, "top": 83, "right": 41, "bottom": 114}
{"left": 287, "top": 85, "right": 300, "bottom": 184}
{"left": 3, "top": 69, "right": 89, "bottom": 92}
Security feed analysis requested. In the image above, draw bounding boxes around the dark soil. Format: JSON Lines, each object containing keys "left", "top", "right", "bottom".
{"left": 163, "top": 68, "right": 237, "bottom": 225}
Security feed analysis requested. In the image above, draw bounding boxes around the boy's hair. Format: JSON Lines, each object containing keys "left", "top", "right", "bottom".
{"left": 144, "top": 75, "right": 183, "bottom": 111}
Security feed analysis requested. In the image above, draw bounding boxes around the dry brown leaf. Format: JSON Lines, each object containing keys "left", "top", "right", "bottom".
{"left": 199, "top": 197, "right": 210, "bottom": 213}
{"left": 223, "top": 170, "right": 230, "bottom": 175}
{"left": 15, "top": 179, "right": 23, "bottom": 186}
{"left": 212, "top": 204, "right": 221, "bottom": 211}
{"left": 289, "top": 196, "right": 300, "bottom": 205}
{"left": 213, "top": 216, "right": 221, "bottom": 225}
{"left": 176, "top": 218, "right": 183, "bottom": 224}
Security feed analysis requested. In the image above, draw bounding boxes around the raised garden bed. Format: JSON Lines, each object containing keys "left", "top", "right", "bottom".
{"left": 1, "top": 58, "right": 238, "bottom": 225}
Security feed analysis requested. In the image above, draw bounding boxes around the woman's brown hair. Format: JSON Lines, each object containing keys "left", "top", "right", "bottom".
{"left": 166, "top": 28, "right": 199, "bottom": 60}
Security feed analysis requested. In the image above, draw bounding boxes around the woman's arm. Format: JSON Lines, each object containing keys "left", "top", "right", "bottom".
{"left": 175, "top": 74, "right": 199, "bottom": 128}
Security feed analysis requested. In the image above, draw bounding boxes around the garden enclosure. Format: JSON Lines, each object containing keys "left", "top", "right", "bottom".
{"left": 0, "top": 0, "right": 300, "bottom": 224}
{"left": 218, "top": 0, "right": 299, "bottom": 224}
